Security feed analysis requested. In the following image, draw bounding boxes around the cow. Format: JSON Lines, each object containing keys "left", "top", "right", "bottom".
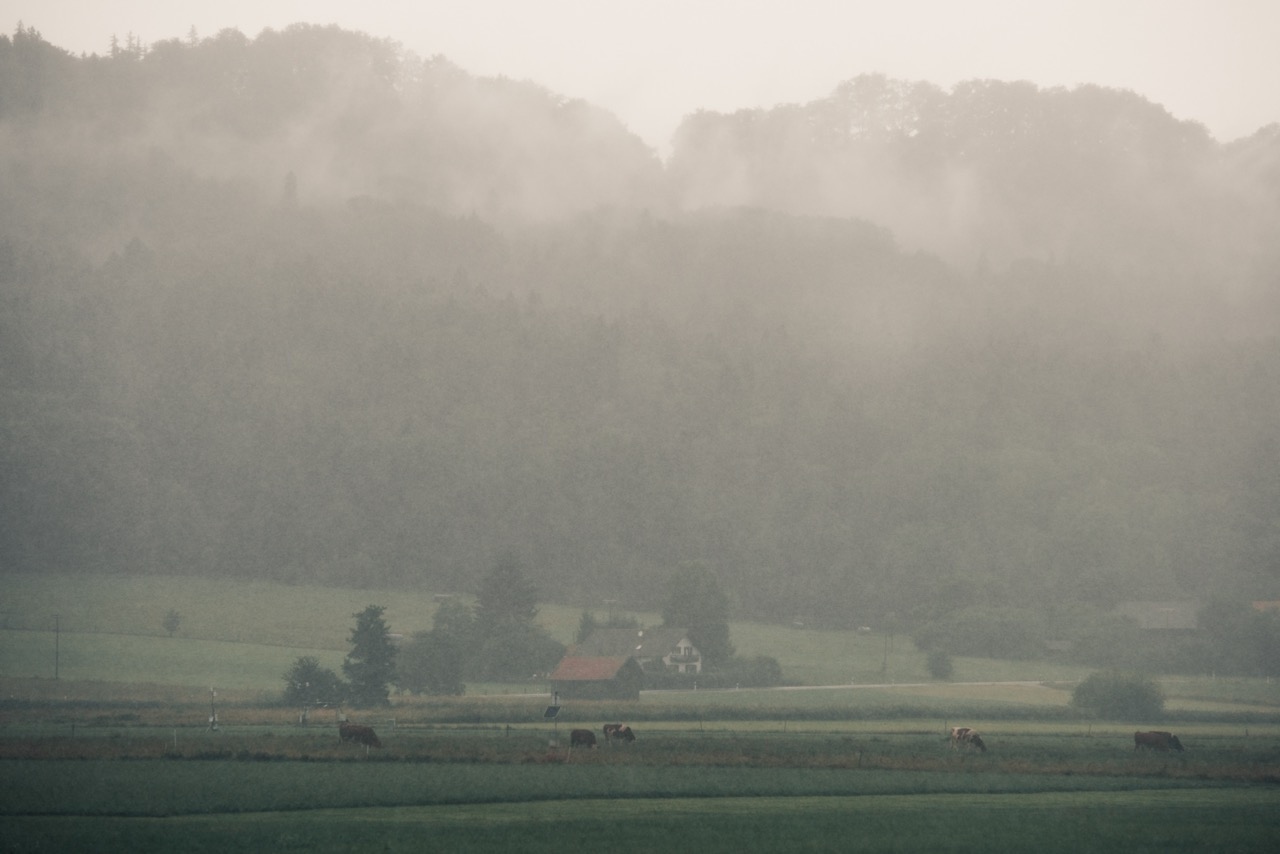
{"left": 1134, "top": 731, "right": 1184, "bottom": 752}
{"left": 339, "top": 722, "right": 382, "bottom": 748}
{"left": 949, "top": 726, "right": 986, "bottom": 752}
{"left": 603, "top": 723, "right": 636, "bottom": 743}
{"left": 569, "top": 728, "right": 597, "bottom": 749}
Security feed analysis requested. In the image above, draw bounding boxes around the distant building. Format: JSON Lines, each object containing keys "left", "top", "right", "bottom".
{"left": 1251, "top": 601, "right": 1280, "bottom": 614}
{"left": 573, "top": 627, "right": 703, "bottom": 674}
{"left": 1114, "top": 601, "right": 1199, "bottom": 631}
{"left": 548, "top": 656, "right": 645, "bottom": 700}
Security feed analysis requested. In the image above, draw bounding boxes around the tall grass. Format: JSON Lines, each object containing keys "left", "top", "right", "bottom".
{"left": 5, "top": 790, "right": 1278, "bottom": 854}
{"left": 0, "top": 757, "right": 1255, "bottom": 818}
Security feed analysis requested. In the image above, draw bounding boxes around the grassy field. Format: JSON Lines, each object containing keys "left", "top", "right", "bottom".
{"left": 4, "top": 572, "right": 1280, "bottom": 723}
{"left": 4, "top": 789, "right": 1276, "bottom": 854}
{"left": 1, "top": 729, "right": 1277, "bottom": 852}
{"left": 0, "top": 572, "right": 1120, "bottom": 692}
{"left": 2, "top": 564, "right": 1278, "bottom": 854}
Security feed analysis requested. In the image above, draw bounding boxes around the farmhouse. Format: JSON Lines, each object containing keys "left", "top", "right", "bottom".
{"left": 549, "top": 655, "right": 645, "bottom": 700}
{"left": 1114, "top": 601, "right": 1199, "bottom": 631}
{"left": 574, "top": 627, "right": 703, "bottom": 674}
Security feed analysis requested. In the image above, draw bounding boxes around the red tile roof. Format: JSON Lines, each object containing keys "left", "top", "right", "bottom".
{"left": 549, "top": 656, "right": 632, "bottom": 681}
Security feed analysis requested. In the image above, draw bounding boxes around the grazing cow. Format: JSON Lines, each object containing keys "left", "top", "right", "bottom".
{"left": 603, "top": 723, "right": 636, "bottom": 743}
{"left": 569, "top": 728, "right": 597, "bottom": 749}
{"left": 949, "top": 726, "right": 986, "bottom": 752}
{"left": 339, "top": 722, "right": 382, "bottom": 748}
{"left": 1134, "top": 731, "right": 1184, "bottom": 752}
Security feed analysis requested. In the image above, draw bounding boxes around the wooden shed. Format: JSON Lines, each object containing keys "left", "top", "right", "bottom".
{"left": 548, "top": 655, "right": 645, "bottom": 701}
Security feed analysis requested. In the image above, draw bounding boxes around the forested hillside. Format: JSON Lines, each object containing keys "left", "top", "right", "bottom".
{"left": 2, "top": 23, "right": 1278, "bottom": 634}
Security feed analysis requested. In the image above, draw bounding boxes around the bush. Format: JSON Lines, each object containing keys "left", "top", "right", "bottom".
{"left": 1070, "top": 670, "right": 1164, "bottom": 720}
{"left": 926, "top": 650, "right": 954, "bottom": 680}
{"left": 282, "top": 657, "right": 345, "bottom": 707}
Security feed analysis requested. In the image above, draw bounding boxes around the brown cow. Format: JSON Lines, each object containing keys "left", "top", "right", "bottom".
{"left": 339, "top": 722, "right": 382, "bottom": 748}
{"left": 1134, "top": 731, "right": 1184, "bottom": 752}
{"left": 603, "top": 723, "right": 636, "bottom": 743}
{"left": 570, "top": 729, "right": 597, "bottom": 748}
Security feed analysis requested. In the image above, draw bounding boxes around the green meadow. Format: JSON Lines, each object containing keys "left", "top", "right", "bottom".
{"left": 0, "top": 572, "right": 1101, "bottom": 694}
{"left": 4, "top": 790, "right": 1277, "bottom": 854}
{"left": 4, "top": 573, "right": 1280, "bottom": 718}
{"left": 2, "top": 573, "right": 1278, "bottom": 852}
{"left": 5, "top": 573, "right": 1279, "bottom": 718}
{"left": 1, "top": 755, "right": 1277, "bottom": 853}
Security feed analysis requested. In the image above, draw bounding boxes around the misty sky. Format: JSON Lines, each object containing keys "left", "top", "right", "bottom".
{"left": 5, "top": 0, "right": 1278, "bottom": 153}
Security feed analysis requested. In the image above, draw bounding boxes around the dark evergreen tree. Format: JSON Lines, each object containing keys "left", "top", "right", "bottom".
{"left": 468, "top": 556, "right": 564, "bottom": 680}
{"left": 574, "top": 609, "right": 599, "bottom": 644}
{"left": 396, "top": 598, "right": 474, "bottom": 695}
{"left": 397, "top": 630, "right": 466, "bottom": 695}
{"left": 474, "top": 555, "right": 538, "bottom": 636}
{"left": 342, "top": 605, "right": 396, "bottom": 707}
{"left": 468, "top": 623, "right": 566, "bottom": 682}
{"left": 662, "top": 563, "right": 735, "bottom": 666}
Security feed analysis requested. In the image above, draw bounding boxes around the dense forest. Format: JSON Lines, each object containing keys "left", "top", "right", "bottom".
{"left": 2, "top": 24, "right": 1278, "bottom": 642}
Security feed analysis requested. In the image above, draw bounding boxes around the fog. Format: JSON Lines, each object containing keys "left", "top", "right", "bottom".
{"left": 11, "top": 0, "right": 1280, "bottom": 153}
{"left": 1, "top": 17, "right": 1277, "bottom": 670}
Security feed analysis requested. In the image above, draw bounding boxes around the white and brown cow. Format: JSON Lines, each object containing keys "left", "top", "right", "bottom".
{"left": 949, "top": 726, "right": 986, "bottom": 752}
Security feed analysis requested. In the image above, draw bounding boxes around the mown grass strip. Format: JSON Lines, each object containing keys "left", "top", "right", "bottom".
{"left": 0, "top": 759, "right": 1252, "bottom": 818}
{"left": 2, "top": 789, "right": 1277, "bottom": 853}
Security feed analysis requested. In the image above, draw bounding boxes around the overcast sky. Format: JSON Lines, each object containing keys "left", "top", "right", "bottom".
{"left": 6, "top": 0, "right": 1278, "bottom": 153}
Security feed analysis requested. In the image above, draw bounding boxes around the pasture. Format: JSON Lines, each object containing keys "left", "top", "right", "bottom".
{"left": 2, "top": 573, "right": 1279, "bottom": 851}
{"left": 4, "top": 790, "right": 1279, "bottom": 853}
{"left": 0, "top": 571, "right": 1201, "bottom": 699}
{"left": 2, "top": 572, "right": 957, "bottom": 688}
{"left": 1, "top": 722, "right": 1278, "bottom": 852}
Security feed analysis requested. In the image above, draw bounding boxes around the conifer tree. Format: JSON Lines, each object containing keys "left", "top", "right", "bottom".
{"left": 343, "top": 605, "right": 397, "bottom": 707}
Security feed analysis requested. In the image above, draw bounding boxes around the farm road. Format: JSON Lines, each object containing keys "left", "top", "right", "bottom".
{"left": 643, "top": 680, "right": 1052, "bottom": 695}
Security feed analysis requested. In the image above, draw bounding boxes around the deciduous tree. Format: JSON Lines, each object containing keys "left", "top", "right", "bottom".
{"left": 283, "top": 656, "right": 344, "bottom": 707}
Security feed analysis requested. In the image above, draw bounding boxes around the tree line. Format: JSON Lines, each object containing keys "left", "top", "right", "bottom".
{"left": 2, "top": 23, "right": 1277, "bottom": 656}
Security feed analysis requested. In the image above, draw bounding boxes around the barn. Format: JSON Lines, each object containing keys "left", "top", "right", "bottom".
{"left": 549, "top": 655, "right": 645, "bottom": 701}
